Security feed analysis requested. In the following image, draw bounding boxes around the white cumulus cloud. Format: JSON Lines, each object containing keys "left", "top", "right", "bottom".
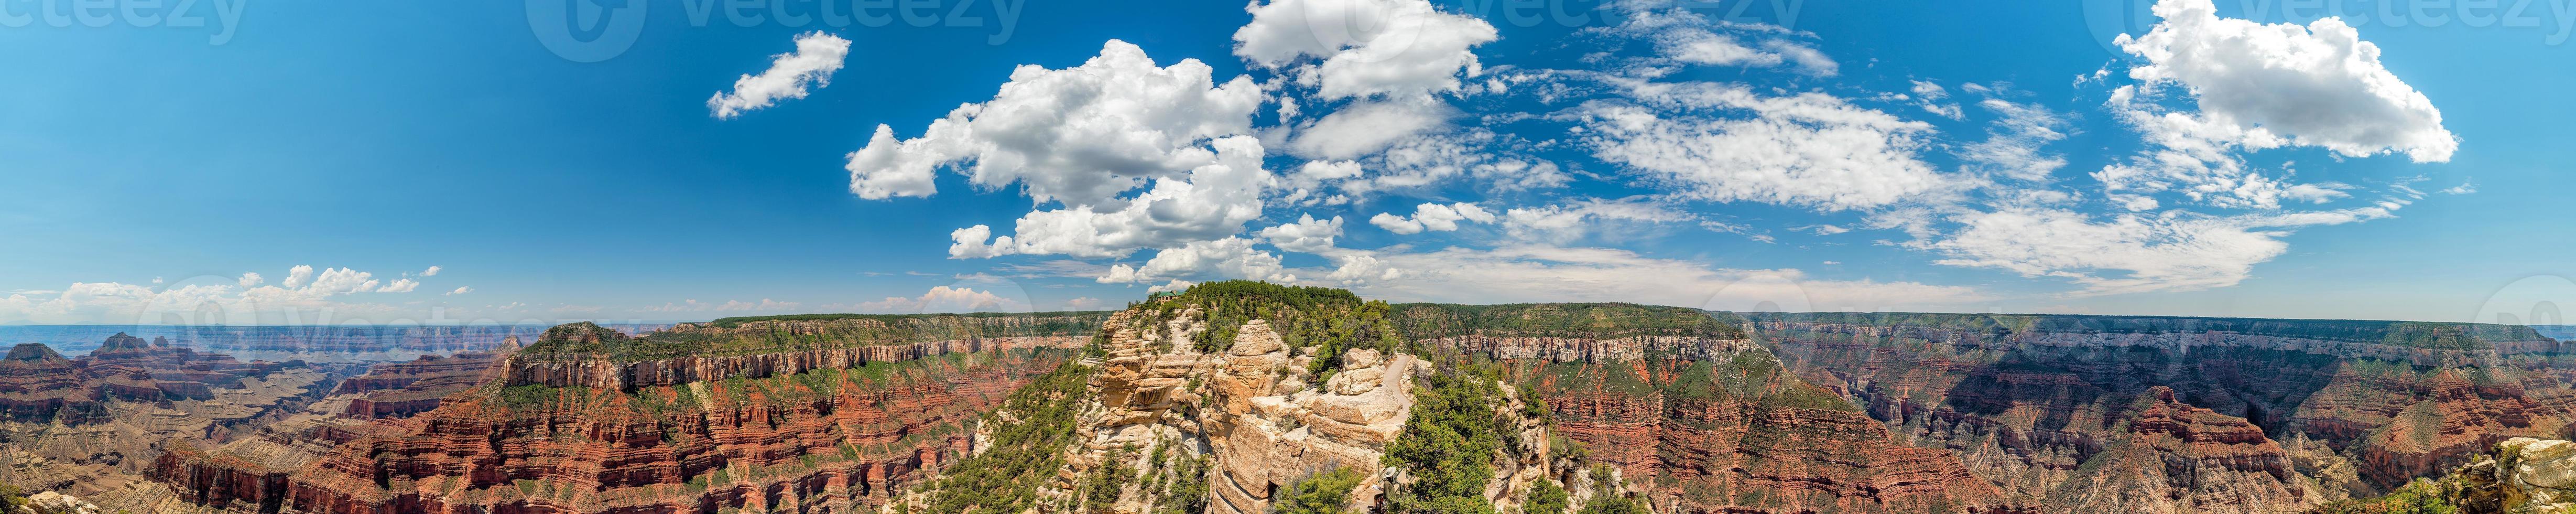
{"left": 2112, "top": 0, "right": 2454, "bottom": 162}
{"left": 1096, "top": 237, "right": 1294, "bottom": 286}
{"left": 944, "top": 136, "right": 1272, "bottom": 259}
{"left": 845, "top": 39, "right": 1263, "bottom": 204}
{"left": 710, "top": 31, "right": 853, "bottom": 119}
{"left": 845, "top": 286, "right": 1022, "bottom": 314}
{"left": 1233, "top": 0, "right": 1499, "bottom": 100}
{"left": 1259, "top": 213, "right": 1346, "bottom": 253}
{"left": 1369, "top": 202, "right": 1493, "bottom": 234}
{"left": 0, "top": 265, "right": 439, "bottom": 325}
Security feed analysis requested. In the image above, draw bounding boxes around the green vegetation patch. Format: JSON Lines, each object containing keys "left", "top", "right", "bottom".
{"left": 1278, "top": 467, "right": 1366, "bottom": 514}
{"left": 1395, "top": 303, "right": 1747, "bottom": 340}
{"left": 920, "top": 360, "right": 1097, "bottom": 514}
{"left": 1577, "top": 466, "right": 1647, "bottom": 514}
{"left": 2308, "top": 477, "right": 2462, "bottom": 514}
{"left": 1383, "top": 369, "right": 1511, "bottom": 514}
{"left": 1522, "top": 476, "right": 1570, "bottom": 514}
{"left": 1746, "top": 312, "right": 2547, "bottom": 349}
{"left": 517, "top": 312, "right": 1107, "bottom": 362}
{"left": 0, "top": 481, "right": 28, "bottom": 513}
{"left": 1139, "top": 281, "right": 1403, "bottom": 374}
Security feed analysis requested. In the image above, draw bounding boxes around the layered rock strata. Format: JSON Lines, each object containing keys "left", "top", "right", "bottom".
{"left": 1406, "top": 305, "right": 2022, "bottom": 514}
{"left": 1752, "top": 313, "right": 2573, "bottom": 513}
{"left": 149, "top": 314, "right": 1097, "bottom": 514}
{"left": 0, "top": 334, "right": 344, "bottom": 509}
{"left": 332, "top": 349, "right": 510, "bottom": 419}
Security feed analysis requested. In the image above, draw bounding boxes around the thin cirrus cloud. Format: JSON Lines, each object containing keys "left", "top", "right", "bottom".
{"left": 1369, "top": 202, "right": 1493, "bottom": 235}
{"left": 0, "top": 265, "right": 454, "bottom": 324}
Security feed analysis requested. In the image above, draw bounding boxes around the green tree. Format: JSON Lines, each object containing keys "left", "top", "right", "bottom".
{"left": 1382, "top": 371, "right": 1508, "bottom": 514}
{"left": 1521, "top": 479, "right": 1569, "bottom": 514}
{"left": 2307, "top": 478, "right": 2460, "bottom": 514}
{"left": 1279, "top": 467, "right": 1366, "bottom": 514}
{"left": 0, "top": 482, "right": 27, "bottom": 513}
{"left": 1575, "top": 466, "right": 1644, "bottom": 514}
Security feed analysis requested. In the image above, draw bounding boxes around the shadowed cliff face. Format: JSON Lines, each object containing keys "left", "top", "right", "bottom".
{"left": 330, "top": 348, "right": 513, "bottom": 419}
{"left": 1747, "top": 313, "right": 2576, "bottom": 513}
{"left": 1399, "top": 304, "right": 2027, "bottom": 514}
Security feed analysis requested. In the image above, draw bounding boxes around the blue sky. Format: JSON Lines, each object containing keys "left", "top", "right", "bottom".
{"left": 1, "top": 0, "right": 2570, "bottom": 325}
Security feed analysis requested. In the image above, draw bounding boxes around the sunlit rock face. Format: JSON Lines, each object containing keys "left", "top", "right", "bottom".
{"left": 147, "top": 313, "right": 1099, "bottom": 514}
{"left": 1750, "top": 313, "right": 2574, "bottom": 513}
{"left": 1399, "top": 303, "right": 2025, "bottom": 514}
{"left": 0, "top": 334, "right": 347, "bottom": 511}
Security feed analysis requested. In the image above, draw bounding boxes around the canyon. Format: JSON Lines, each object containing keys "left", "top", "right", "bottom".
{"left": 12, "top": 285, "right": 2574, "bottom": 514}
{"left": 1401, "top": 303, "right": 2021, "bottom": 514}
{"left": 1750, "top": 313, "right": 2573, "bottom": 513}
{"left": 0, "top": 324, "right": 667, "bottom": 363}
{"left": 0, "top": 333, "right": 357, "bottom": 510}
{"left": 142, "top": 312, "right": 1104, "bottom": 513}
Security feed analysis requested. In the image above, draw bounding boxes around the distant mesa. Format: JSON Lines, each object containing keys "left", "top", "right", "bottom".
{"left": 97, "top": 331, "right": 149, "bottom": 350}
{"left": 4, "top": 342, "right": 64, "bottom": 361}
{"left": 537, "top": 320, "right": 630, "bottom": 346}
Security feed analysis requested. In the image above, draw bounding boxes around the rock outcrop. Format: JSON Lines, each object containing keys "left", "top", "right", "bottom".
{"left": 901, "top": 284, "right": 1579, "bottom": 514}
{"left": 332, "top": 350, "right": 509, "bottom": 419}
{"left": 2309, "top": 437, "right": 2576, "bottom": 513}
{"left": 1070, "top": 312, "right": 1433, "bottom": 514}
{"left": 2470, "top": 438, "right": 2576, "bottom": 512}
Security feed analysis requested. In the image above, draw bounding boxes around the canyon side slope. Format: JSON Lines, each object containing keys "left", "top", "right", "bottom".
{"left": 1750, "top": 312, "right": 2573, "bottom": 513}
{"left": 144, "top": 312, "right": 1104, "bottom": 514}
{"left": 1398, "top": 303, "right": 2019, "bottom": 514}
{"left": 31, "top": 284, "right": 2576, "bottom": 514}
{"left": 0, "top": 333, "right": 354, "bottom": 509}
{"left": 893, "top": 283, "right": 2016, "bottom": 514}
